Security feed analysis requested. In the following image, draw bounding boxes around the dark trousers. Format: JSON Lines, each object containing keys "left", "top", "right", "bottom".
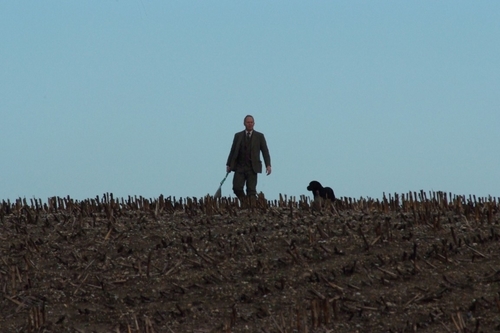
{"left": 232, "top": 167, "right": 258, "bottom": 199}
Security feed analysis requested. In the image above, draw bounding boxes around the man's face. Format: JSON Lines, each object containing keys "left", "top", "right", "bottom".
{"left": 244, "top": 117, "right": 254, "bottom": 132}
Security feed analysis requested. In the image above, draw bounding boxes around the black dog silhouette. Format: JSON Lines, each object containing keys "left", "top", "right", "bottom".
{"left": 307, "top": 181, "right": 336, "bottom": 202}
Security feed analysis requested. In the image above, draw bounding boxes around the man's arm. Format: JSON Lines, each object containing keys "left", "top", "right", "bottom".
{"left": 226, "top": 133, "right": 239, "bottom": 172}
{"left": 259, "top": 133, "right": 271, "bottom": 175}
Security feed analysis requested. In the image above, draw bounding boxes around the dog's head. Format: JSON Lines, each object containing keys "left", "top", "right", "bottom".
{"left": 307, "top": 180, "right": 323, "bottom": 192}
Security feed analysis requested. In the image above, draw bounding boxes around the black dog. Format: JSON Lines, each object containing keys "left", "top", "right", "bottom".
{"left": 307, "top": 181, "right": 336, "bottom": 202}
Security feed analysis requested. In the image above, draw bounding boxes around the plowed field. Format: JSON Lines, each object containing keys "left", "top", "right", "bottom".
{"left": 1, "top": 193, "right": 500, "bottom": 332}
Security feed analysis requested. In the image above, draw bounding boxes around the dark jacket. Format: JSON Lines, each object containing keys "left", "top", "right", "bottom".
{"left": 226, "top": 130, "right": 271, "bottom": 174}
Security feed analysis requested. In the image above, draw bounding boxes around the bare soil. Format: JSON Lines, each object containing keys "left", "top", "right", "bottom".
{"left": 1, "top": 193, "right": 500, "bottom": 333}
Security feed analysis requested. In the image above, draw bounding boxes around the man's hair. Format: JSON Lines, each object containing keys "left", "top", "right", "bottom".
{"left": 244, "top": 115, "right": 254, "bottom": 123}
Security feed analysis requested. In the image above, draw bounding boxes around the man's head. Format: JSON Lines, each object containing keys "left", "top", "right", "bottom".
{"left": 244, "top": 115, "right": 254, "bottom": 132}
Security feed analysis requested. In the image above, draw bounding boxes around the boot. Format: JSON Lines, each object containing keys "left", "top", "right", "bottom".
{"left": 248, "top": 195, "right": 256, "bottom": 208}
{"left": 237, "top": 194, "right": 248, "bottom": 208}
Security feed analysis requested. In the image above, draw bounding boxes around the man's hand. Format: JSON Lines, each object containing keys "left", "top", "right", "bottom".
{"left": 266, "top": 166, "right": 272, "bottom": 175}
{"left": 226, "top": 165, "right": 231, "bottom": 173}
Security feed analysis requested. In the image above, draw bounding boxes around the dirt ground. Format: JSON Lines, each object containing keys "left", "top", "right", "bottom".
{"left": 1, "top": 192, "right": 500, "bottom": 333}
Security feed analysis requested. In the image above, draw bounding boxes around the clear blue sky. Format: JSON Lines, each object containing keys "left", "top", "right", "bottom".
{"left": 1, "top": 1, "right": 499, "bottom": 202}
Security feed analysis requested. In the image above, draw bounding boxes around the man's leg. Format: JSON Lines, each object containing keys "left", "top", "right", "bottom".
{"left": 246, "top": 171, "right": 258, "bottom": 206}
{"left": 232, "top": 171, "right": 247, "bottom": 204}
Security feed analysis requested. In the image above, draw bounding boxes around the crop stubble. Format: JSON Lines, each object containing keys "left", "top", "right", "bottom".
{"left": 0, "top": 192, "right": 500, "bottom": 332}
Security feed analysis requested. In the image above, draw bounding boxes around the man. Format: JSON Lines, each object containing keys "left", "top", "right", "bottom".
{"left": 226, "top": 115, "right": 271, "bottom": 206}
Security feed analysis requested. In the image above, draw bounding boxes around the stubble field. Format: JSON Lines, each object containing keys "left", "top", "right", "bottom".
{"left": 1, "top": 192, "right": 500, "bottom": 332}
